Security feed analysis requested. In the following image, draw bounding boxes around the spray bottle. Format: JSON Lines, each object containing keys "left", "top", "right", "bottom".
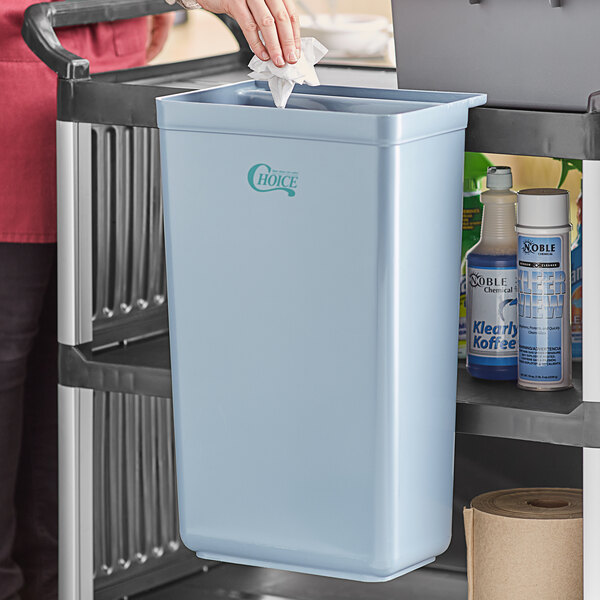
{"left": 459, "top": 153, "right": 494, "bottom": 359}
{"left": 555, "top": 159, "right": 583, "bottom": 361}
{"left": 517, "top": 189, "right": 572, "bottom": 391}
{"left": 466, "top": 167, "right": 518, "bottom": 380}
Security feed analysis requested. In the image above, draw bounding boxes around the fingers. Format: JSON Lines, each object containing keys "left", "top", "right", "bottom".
{"left": 264, "top": 0, "right": 298, "bottom": 64}
{"left": 245, "top": 0, "right": 298, "bottom": 65}
{"left": 228, "top": 1, "right": 270, "bottom": 61}
{"left": 282, "top": 0, "right": 301, "bottom": 55}
{"left": 246, "top": 0, "right": 281, "bottom": 66}
{"left": 146, "top": 13, "right": 175, "bottom": 62}
{"left": 223, "top": 0, "right": 301, "bottom": 65}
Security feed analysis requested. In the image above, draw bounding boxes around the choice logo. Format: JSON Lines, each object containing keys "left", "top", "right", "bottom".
{"left": 248, "top": 163, "right": 299, "bottom": 197}
{"left": 521, "top": 240, "right": 556, "bottom": 255}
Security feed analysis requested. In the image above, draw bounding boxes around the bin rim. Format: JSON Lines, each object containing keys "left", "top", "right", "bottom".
{"left": 156, "top": 81, "right": 486, "bottom": 146}
{"left": 158, "top": 80, "right": 487, "bottom": 108}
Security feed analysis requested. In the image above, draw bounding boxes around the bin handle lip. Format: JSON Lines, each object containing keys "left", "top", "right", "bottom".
{"left": 22, "top": 0, "right": 248, "bottom": 81}
{"left": 465, "top": 93, "right": 488, "bottom": 108}
{"left": 157, "top": 80, "right": 487, "bottom": 109}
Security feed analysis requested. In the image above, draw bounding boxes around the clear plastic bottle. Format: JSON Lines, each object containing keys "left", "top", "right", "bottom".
{"left": 466, "top": 167, "right": 518, "bottom": 381}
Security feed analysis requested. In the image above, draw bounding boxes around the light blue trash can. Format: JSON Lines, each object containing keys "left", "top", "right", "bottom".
{"left": 156, "top": 82, "right": 486, "bottom": 582}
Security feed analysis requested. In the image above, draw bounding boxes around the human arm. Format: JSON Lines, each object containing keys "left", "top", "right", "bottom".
{"left": 165, "top": 0, "right": 301, "bottom": 66}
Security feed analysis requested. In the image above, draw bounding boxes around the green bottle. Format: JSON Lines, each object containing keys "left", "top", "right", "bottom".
{"left": 459, "top": 153, "right": 494, "bottom": 359}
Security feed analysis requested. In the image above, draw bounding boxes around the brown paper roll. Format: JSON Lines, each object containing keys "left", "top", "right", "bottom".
{"left": 464, "top": 488, "right": 582, "bottom": 600}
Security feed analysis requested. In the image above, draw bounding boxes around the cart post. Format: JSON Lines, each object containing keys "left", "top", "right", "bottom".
{"left": 583, "top": 160, "right": 600, "bottom": 599}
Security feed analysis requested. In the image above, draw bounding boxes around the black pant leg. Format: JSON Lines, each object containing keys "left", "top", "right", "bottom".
{"left": 13, "top": 250, "right": 58, "bottom": 600}
{"left": 0, "top": 243, "right": 56, "bottom": 600}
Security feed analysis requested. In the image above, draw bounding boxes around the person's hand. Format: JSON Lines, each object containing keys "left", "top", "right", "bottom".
{"left": 200, "top": 0, "right": 301, "bottom": 67}
{"left": 146, "top": 12, "right": 176, "bottom": 62}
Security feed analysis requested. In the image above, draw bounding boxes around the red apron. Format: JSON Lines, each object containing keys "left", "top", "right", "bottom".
{"left": 0, "top": 0, "right": 148, "bottom": 243}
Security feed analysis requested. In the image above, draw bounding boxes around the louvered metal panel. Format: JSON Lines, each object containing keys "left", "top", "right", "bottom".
{"left": 91, "top": 125, "right": 166, "bottom": 324}
{"left": 93, "top": 392, "right": 179, "bottom": 579}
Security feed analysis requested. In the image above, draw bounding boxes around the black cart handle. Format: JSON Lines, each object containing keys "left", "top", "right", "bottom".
{"left": 22, "top": 0, "right": 248, "bottom": 80}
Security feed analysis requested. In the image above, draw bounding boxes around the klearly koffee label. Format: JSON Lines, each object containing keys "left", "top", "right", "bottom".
{"left": 467, "top": 265, "right": 518, "bottom": 367}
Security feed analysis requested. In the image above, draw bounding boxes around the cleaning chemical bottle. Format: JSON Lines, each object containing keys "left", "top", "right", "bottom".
{"left": 459, "top": 153, "right": 494, "bottom": 359}
{"left": 466, "top": 167, "right": 518, "bottom": 380}
{"left": 555, "top": 159, "right": 583, "bottom": 361}
{"left": 517, "top": 189, "right": 572, "bottom": 391}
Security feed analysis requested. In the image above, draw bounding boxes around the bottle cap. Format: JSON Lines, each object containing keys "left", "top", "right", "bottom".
{"left": 486, "top": 166, "right": 513, "bottom": 190}
{"left": 517, "top": 188, "right": 570, "bottom": 228}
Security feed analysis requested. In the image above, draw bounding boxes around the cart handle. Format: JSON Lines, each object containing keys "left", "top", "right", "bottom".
{"left": 22, "top": 0, "right": 248, "bottom": 80}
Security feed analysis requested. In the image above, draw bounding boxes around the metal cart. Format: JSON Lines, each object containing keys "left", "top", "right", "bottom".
{"left": 20, "top": 0, "right": 598, "bottom": 598}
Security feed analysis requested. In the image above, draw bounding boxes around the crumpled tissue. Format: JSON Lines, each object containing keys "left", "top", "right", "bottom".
{"left": 248, "top": 37, "right": 328, "bottom": 109}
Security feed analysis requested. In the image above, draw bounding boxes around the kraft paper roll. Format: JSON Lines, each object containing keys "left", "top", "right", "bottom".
{"left": 464, "top": 488, "right": 582, "bottom": 600}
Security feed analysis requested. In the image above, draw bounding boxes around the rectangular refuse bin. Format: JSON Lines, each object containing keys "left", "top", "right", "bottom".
{"left": 156, "top": 81, "right": 486, "bottom": 582}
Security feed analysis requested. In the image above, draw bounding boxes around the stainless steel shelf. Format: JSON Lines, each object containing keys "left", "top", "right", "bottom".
{"left": 95, "top": 550, "right": 211, "bottom": 600}
{"left": 133, "top": 563, "right": 467, "bottom": 600}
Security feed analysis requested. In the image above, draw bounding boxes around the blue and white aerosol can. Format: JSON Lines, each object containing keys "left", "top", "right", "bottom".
{"left": 517, "top": 189, "right": 572, "bottom": 391}
{"left": 466, "top": 167, "right": 518, "bottom": 380}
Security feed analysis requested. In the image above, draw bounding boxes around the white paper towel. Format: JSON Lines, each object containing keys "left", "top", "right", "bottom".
{"left": 248, "top": 37, "right": 328, "bottom": 109}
